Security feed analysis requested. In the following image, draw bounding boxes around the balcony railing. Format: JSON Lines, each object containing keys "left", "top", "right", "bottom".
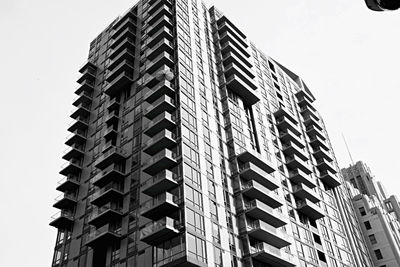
{"left": 140, "top": 217, "right": 180, "bottom": 245}
{"left": 140, "top": 192, "right": 180, "bottom": 220}
{"left": 249, "top": 242, "right": 297, "bottom": 267}
{"left": 141, "top": 170, "right": 181, "bottom": 196}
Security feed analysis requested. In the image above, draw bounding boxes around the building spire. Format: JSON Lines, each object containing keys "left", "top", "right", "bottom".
{"left": 342, "top": 133, "right": 355, "bottom": 165}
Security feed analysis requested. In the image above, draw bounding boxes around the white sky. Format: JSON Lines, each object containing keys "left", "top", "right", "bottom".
{"left": 0, "top": 0, "right": 399, "bottom": 266}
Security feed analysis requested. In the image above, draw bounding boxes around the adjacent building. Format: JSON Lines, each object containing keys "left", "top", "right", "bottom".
{"left": 50, "top": 1, "right": 374, "bottom": 266}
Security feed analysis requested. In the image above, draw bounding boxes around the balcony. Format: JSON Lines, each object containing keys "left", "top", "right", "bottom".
{"left": 309, "top": 136, "right": 329, "bottom": 151}
{"left": 73, "top": 91, "right": 92, "bottom": 106}
{"left": 218, "top": 20, "right": 247, "bottom": 49}
{"left": 316, "top": 158, "right": 337, "bottom": 174}
{"left": 143, "top": 111, "right": 177, "bottom": 137}
{"left": 304, "top": 115, "right": 323, "bottom": 131}
{"left": 300, "top": 104, "right": 318, "bottom": 118}
{"left": 145, "top": 38, "right": 174, "bottom": 60}
{"left": 225, "top": 62, "right": 256, "bottom": 86}
{"left": 143, "top": 129, "right": 177, "bottom": 155}
{"left": 279, "top": 129, "right": 305, "bottom": 148}
{"left": 106, "top": 60, "right": 134, "bottom": 83}
{"left": 296, "top": 89, "right": 314, "bottom": 103}
{"left": 276, "top": 117, "right": 301, "bottom": 136}
{"left": 237, "top": 148, "right": 275, "bottom": 174}
{"left": 111, "top": 27, "right": 136, "bottom": 47}
{"left": 222, "top": 51, "right": 252, "bottom": 69}
{"left": 288, "top": 169, "right": 316, "bottom": 189}
{"left": 249, "top": 242, "right": 298, "bottom": 267}
{"left": 104, "top": 71, "right": 133, "bottom": 97}
{"left": 282, "top": 141, "right": 308, "bottom": 161}
{"left": 148, "top": 0, "right": 173, "bottom": 14}
{"left": 245, "top": 220, "right": 292, "bottom": 249}
{"left": 140, "top": 217, "right": 180, "bottom": 245}
{"left": 93, "top": 164, "right": 126, "bottom": 188}
{"left": 239, "top": 162, "right": 279, "bottom": 190}
{"left": 292, "top": 184, "right": 320, "bottom": 203}
{"left": 70, "top": 103, "right": 91, "bottom": 120}
{"left": 146, "top": 26, "right": 173, "bottom": 45}
{"left": 140, "top": 192, "right": 180, "bottom": 220}
{"left": 241, "top": 180, "right": 283, "bottom": 208}
{"left": 65, "top": 130, "right": 87, "bottom": 146}
{"left": 106, "top": 98, "right": 120, "bottom": 112}
{"left": 225, "top": 74, "right": 259, "bottom": 106}
{"left": 142, "top": 170, "right": 181, "bottom": 196}
{"left": 75, "top": 80, "right": 95, "bottom": 95}
{"left": 145, "top": 52, "right": 174, "bottom": 74}
{"left": 90, "top": 183, "right": 124, "bottom": 207}
{"left": 62, "top": 144, "right": 85, "bottom": 161}
{"left": 59, "top": 159, "right": 82, "bottom": 176}
{"left": 147, "top": 15, "right": 173, "bottom": 32}
{"left": 111, "top": 17, "right": 136, "bottom": 41}
{"left": 285, "top": 155, "right": 312, "bottom": 175}
{"left": 53, "top": 192, "right": 77, "bottom": 209}
{"left": 274, "top": 107, "right": 297, "bottom": 125}
{"left": 79, "top": 60, "right": 97, "bottom": 73}
{"left": 313, "top": 147, "right": 333, "bottom": 162}
{"left": 242, "top": 199, "right": 287, "bottom": 227}
{"left": 94, "top": 146, "right": 127, "bottom": 169}
{"left": 142, "top": 149, "right": 178, "bottom": 175}
{"left": 319, "top": 170, "right": 341, "bottom": 188}
{"left": 296, "top": 199, "right": 324, "bottom": 220}
{"left": 217, "top": 15, "right": 246, "bottom": 39}
{"left": 220, "top": 31, "right": 249, "bottom": 57}
{"left": 67, "top": 116, "right": 89, "bottom": 132}
{"left": 220, "top": 40, "right": 251, "bottom": 59}
{"left": 144, "top": 95, "right": 175, "bottom": 119}
{"left": 49, "top": 211, "right": 74, "bottom": 229}
{"left": 77, "top": 67, "right": 96, "bottom": 84}
{"left": 109, "top": 37, "right": 135, "bottom": 59}
{"left": 88, "top": 205, "right": 123, "bottom": 228}
{"left": 56, "top": 175, "right": 80, "bottom": 192}
{"left": 109, "top": 48, "right": 135, "bottom": 68}
{"left": 86, "top": 225, "right": 121, "bottom": 248}
{"left": 146, "top": 5, "right": 172, "bottom": 25}
{"left": 104, "top": 110, "right": 119, "bottom": 126}
{"left": 306, "top": 125, "right": 326, "bottom": 140}
{"left": 144, "top": 80, "right": 175, "bottom": 103}
{"left": 104, "top": 126, "right": 118, "bottom": 140}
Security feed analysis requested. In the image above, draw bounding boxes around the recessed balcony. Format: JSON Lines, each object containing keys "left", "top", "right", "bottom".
{"left": 306, "top": 125, "right": 326, "bottom": 140}
{"left": 316, "top": 158, "right": 337, "bottom": 174}
{"left": 93, "top": 164, "right": 125, "bottom": 188}
{"left": 249, "top": 242, "right": 298, "bottom": 267}
{"left": 90, "top": 184, "right": 124, "bottom": 207}
{"left": 140, "top": 192, "right": 180, "bottom": 220}
{"left": 274, "top": 107, "right": 298, "bottom": 125}
{"left": 246, "top": 220, "right": 292, "bottom": 249}
{"left": 142, "top": 149, "right": 178, "bottom": 175}
{"left": 288, "top": 169, "right": 316, "bottom": 188}
{"left": 106, "top": 98, "right": 120, "bottom": 112}
{"left": 282, "top": 141, "right": 308, "bottom": 161}
{"left": 242, "top": 199, "right": 288, "bottom": 227}
{"left": 319, "top": 170, "right": 341, "bottom": 188}
{"left": 143, "top": 129, "right": 177, "bottom": 155}
{"left": 292, "top": 184, "right": 320, "bottom": 203}
{"left": 53, "top": 192, "right": 77, "bottom": 209}
{"left": 239, "top": 162, "right": 280, "bottom": 190}
{"left": 56, "top": 175, "right": 80, "bottom": 192}
{"left": 88, "top": 205, "right": 123, "bottom": 228}
{"left": 142, "top": 170, "right": 181, "bottom": 196}
{"left": 238, "top": 147, "right": 275, "bottom": 172}
{"left": 296, "top": 199, "right": 324, "bottom": 220}
{"left": 86, "top": 225, "right": 121, "bottom": 248}
{"left": 143, "top": 111, "right": 177, "bottom": 137}
{"left": 67, "top": 116, "right": 89, "bottom": 133}
{"left": 75, "top": 80, "right": 95, "bottom": 95}
{"left": 144, "top": 95, "right": 175, "bottom": 119}
{"left": 313, "top": 147, "right": 333, "bottom": 162}
{"left": 104, "top": 71, "right": 134, "bottom": 97}
{"left": 104, "top": 126, "right": 118, "bottom": 140}
{"left": 73, "top": 91, "right": 92, "bottom": 107}
{"left": 49, "top": 211, "right": 74, "bottom": 229}
{"left": 104, "top": 110, "right": 119, "bottom": 126}
{"left": 70, "top": 103, "right": 91, "bottom": 119}
{"left": 276, "top": 117, "right": 301, "bottom": 136}
{"left": 241, "top": 180, "right": 283, "bottom": 208}
{"left": 225, "top": 74, "right": 260, "bottom": 106}
{"left": 285, "top": 155, "right": 312, "bottom": 175}
{"left": 94, "top": 146, "right": 127, "bottom": 170}
{"left": 59, "top": 159, "right": 82, "bottom": 176}
{"left": 144, "top": 80, "right": 175, "bottom": 103}
{"left": 279, "top": 129, "right": 305, "bottom": 148}
{"left": 310, "top": 136, "right": 329, "bottom": 151}
{"left": 140, "top": 217, "right": 180, "bottom": 245}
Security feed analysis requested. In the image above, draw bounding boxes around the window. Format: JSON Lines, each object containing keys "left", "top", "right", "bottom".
{"left": 187, "top": 233, "right": 207, "bottom": 263}
{"left": 186, "top": 208, "right": 205, "bottom": 235}
{"left": 374, "top": 249, "right": 383, "bottom": 260}
{"left": 369, "top": 234, "right": 377, "bottom": 244}
{"left": 185, "top": 186, "right": 203, "bottom": 210}
{"left": 364, "top": 221, "right": 372, "bottom": 230}
{"left": 212, "top": 223, "right": 220, "bottom": 244}
{"left": 210, "top": 200, "right": 218, "bottom": 220}
{"left": 359, "top": 207, "right": 366, "bottom": 216}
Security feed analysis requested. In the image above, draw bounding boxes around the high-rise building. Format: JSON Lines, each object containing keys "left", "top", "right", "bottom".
{"left": 342, "top": 161, "right": 400, "bottom": 266}
{"left": 50, "top": 1, "right": 373, "bottom": 266}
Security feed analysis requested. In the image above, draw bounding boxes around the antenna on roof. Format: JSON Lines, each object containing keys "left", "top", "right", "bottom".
{"left": 342, "top": 133, "right": 355, "bottom": 165}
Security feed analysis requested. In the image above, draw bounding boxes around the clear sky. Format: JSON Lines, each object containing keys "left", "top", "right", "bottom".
{"left": 0, "top": 0, "right": 399, "bottom": 266}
